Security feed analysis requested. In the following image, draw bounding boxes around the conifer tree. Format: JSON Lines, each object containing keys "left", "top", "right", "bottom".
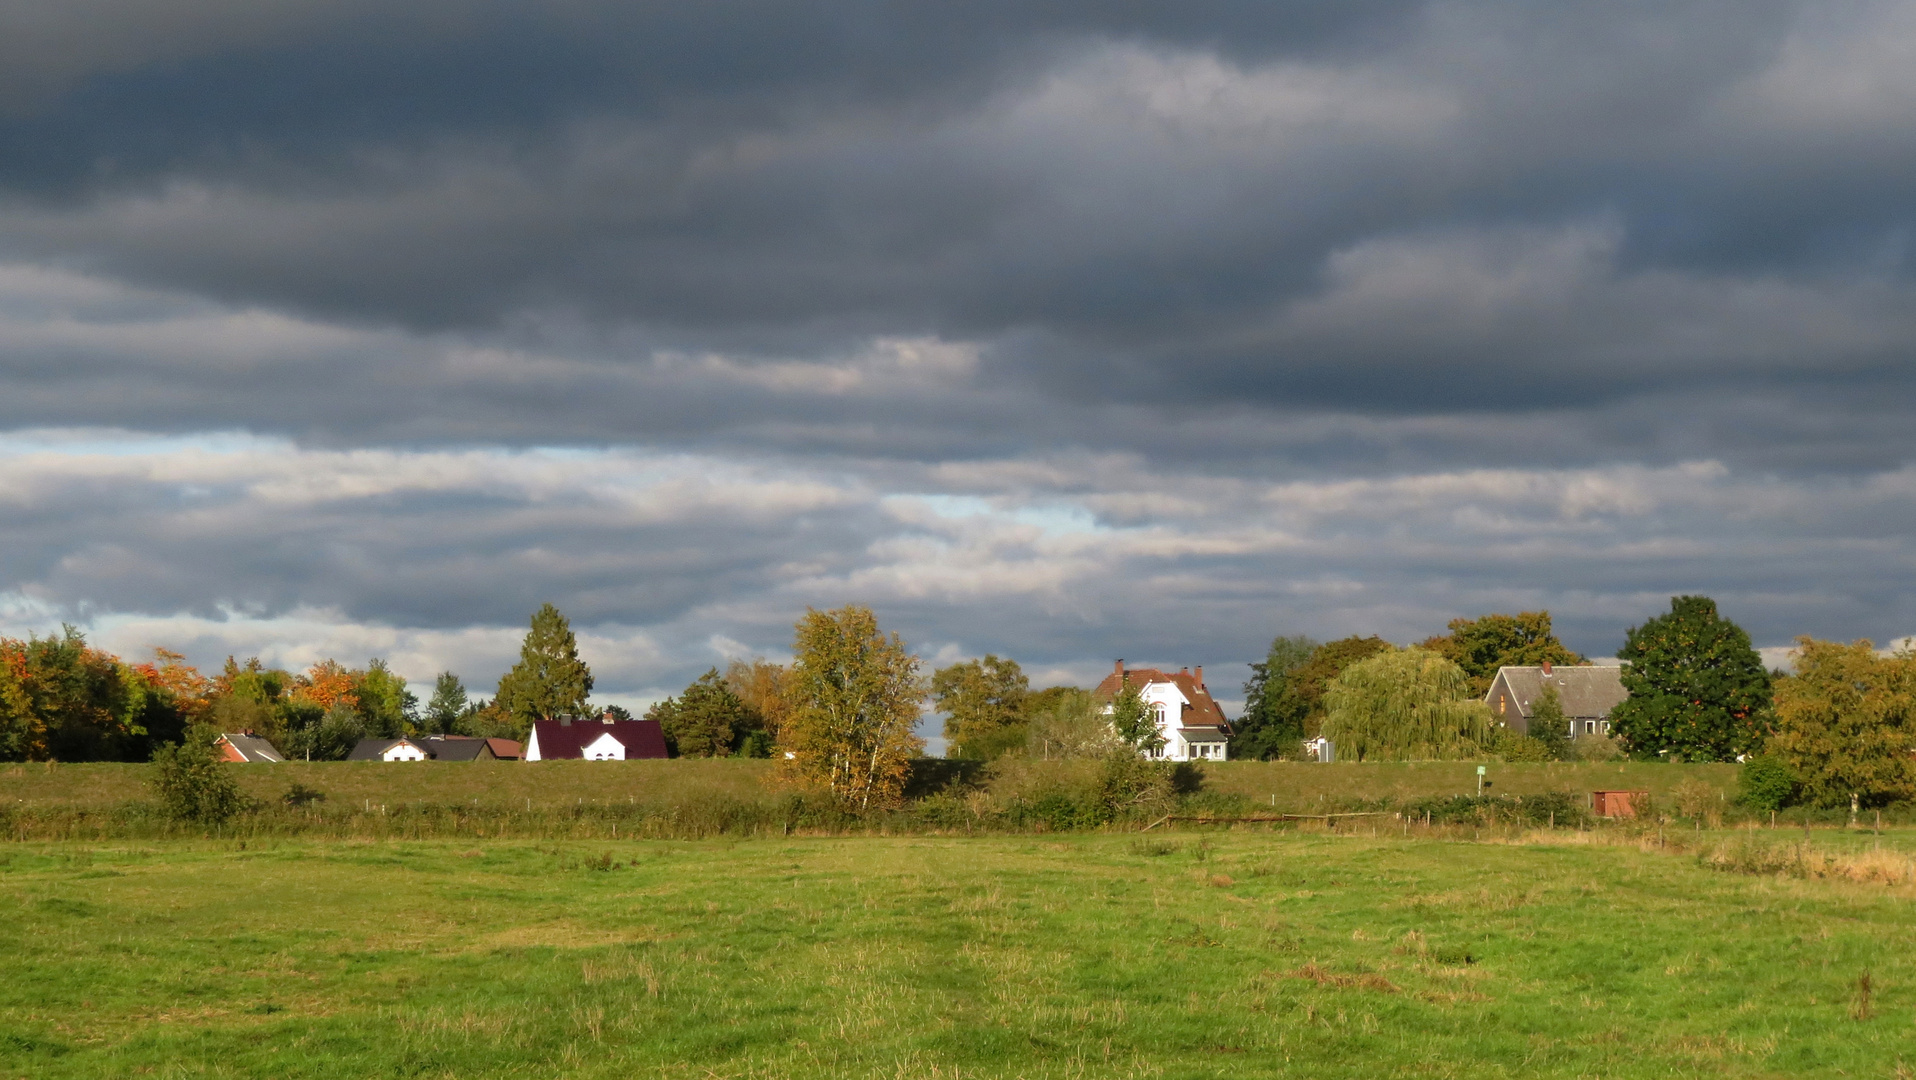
{"left": 496, "top": 604, "right": 594, "bottom": 729}
{"left": 425, "top": 672, "right": 468, "bottom": 733}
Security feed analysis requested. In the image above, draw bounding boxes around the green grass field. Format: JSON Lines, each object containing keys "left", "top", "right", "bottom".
{"left": 4, "top": 828, "right": 1913, "bottom": 1078}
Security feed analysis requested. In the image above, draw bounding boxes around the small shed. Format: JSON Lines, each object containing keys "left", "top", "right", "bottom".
{"left": 1592, "top": 790, "right": 1648, "bottom": 818}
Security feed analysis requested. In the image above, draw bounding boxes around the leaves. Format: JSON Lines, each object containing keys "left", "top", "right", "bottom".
{"left": 1609, "top": 596, "right": 1772, "bottom": 762}
{"left": 495, "top": 604, "right": 594, "bottom": 728}
{"left": 780, "top": 605, "right": 923, "bottom": 812}
{"left": 648, "top": 668, "right": 756, "bottom": 757}
{"left": 930, "top": 654, "right": 1029, "bottom": 760}
{"left": 1420, "top": 611, "right": 1584, "bottom": 697}
{"left": 1768, "top": 637, "right": 1916, "bottom": 807}
{"left": 1321, "top": 648, "right": 1492, "bottom": 761}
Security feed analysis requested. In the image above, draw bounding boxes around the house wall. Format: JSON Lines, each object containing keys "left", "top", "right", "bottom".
{"left": 382, "top": 743, "right": 427, "bottom": 762}
{"left": 581, "top": 732, "right": 626, "bottom": 760}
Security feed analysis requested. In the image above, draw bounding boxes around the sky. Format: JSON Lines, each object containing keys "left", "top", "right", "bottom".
{"left": 3, "top": 0, "right": 1916, "bottom": 729}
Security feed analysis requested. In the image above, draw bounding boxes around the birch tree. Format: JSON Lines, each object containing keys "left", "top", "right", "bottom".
{"left": 782, "top": 605, "right": 924, "bottom": 811}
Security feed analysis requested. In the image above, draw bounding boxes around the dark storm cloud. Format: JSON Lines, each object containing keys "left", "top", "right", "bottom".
{"left": 1, "top": 0, "right": 1912, "bottom": 435}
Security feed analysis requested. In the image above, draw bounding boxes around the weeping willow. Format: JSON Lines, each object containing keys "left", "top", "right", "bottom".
{"left": 1322, "top": 647, "right": 1492, "bottom": 761}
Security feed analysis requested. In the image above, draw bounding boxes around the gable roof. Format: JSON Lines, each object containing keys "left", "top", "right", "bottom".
{"left": 484, "top": 737, "right": 522, "bottom": 760}
{"left": 1092, "top": 663, "right": 1232, "bottom": 732}
{"left": 216, "top": 733, "right": 284, "bottom": 762}
{"left": 528, "top": 717, "right": 669, "bottom": 760}
{"left": 345, "top": 737, "right": 416, "bottom": 761}
{"left": 414, "top": 735, "right": 490, "bottom": 761}
{"left": 1486, "top": 666, "right": 1627, "bottom": 720}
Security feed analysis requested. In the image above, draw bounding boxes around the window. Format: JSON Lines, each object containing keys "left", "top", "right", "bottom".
{"left": 1585, "top": 720, "right": 1597, "bottom": 735}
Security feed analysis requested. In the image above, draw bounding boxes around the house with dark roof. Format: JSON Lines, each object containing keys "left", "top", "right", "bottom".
{"left": 525, "top": 714, "right": 668, "bottom": 761}
{"left": 346, "top": 737, "right": 431, "bottom": 761}
{"left": 1484, "top": 662, "right": 1628, "bottom": 739}
{"left": 1092, "top": 660, "right": 1232, "bottom": 761}
{"left": 214, "top": 732, "right": 284, "bottom": 762}
{"left": 345, "top": 734, "right": 523, "bottom": 761}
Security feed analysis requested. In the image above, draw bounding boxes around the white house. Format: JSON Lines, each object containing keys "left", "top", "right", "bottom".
{"left": 346, "top": 737, "right": 430, "bottom": 761}
{"left": 1093, "top": 660, "right": 1232, "bottom": 762}
{"left": 524, "top": 716, "right": 669, "bottom": 761}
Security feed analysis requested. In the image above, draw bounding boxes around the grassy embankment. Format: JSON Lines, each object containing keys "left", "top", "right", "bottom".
{"left": 1, "top": 758, "right": 1745, "bottom": 841}
{"left": 3, "top": 829, "right": 1915, "bottom": 1078}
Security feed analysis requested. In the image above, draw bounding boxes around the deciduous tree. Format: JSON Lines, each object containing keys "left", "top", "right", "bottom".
{"left": 496, "top": 604, "right": 594, "bottom": 729}
{"left": 1322, "top": 648, "right": 1492, "bottom": 761}
{"left": 781, "top": 606, "right": 923, "bottom": 812}
{"left": 1768, "top": 638, "right": 1916, "bottom": 808}
{"left": 150, "top": 723, "right": 247, "bottom": 824}
{"left": 931, "top": 654, "right": 1030, "bottom": 759}
{"left": 1235, "top": 635, "right": 1319, "bottom": 759}
{"left": 1610, "top": 596, "right": 1771, "bottom": 761}
{"left": 1107, "top": 681, "right": 1166, "bottom": 755}
{"left": 1421, "top": 611, "right": 1584, "bottom": 696}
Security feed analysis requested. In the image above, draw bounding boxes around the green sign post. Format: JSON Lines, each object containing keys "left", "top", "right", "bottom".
{"left": 1477, "top": 764, "right": 1487, "bottom": 796}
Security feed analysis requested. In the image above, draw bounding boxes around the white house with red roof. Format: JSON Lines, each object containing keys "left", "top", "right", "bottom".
{"left": 1092, "top": 660, "right": 1232, "bottom": 762}
{"left": 525, "top": 714, "right": 669, "bottom": 761}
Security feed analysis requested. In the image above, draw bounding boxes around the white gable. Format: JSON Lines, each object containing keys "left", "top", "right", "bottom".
{"left": 581, "top": 731, "right": 626, "bottom": 760}
{"left": 382, "top": 741, "right": 427, "bottom": 761}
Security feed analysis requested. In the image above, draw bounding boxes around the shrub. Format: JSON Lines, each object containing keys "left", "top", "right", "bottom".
{"left": 149, "top": 724, "right": 248, "bottom": 825}
{"left": 1736, "top": 754, "right": 1799, "bottom": 813}
{"left": 1669, "top": 776, "right": 1725, "bottom": 826}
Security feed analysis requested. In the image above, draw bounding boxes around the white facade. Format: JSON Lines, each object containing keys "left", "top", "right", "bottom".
{"left": 581, "top": 731, "right": 626, "bottom": 760}
{"left": 1117, "top": 679, "right": 1228, "bottom": 762}
{"left": 381, "top": 741, "right": 427, "bottom": 762}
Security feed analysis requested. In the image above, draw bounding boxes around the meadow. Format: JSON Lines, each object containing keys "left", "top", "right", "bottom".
{"left": 4, "top": 825, "right": 1915, "bottom": 1078}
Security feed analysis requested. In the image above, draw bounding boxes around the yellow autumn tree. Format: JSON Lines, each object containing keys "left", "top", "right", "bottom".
{"left": 1769, "top": 637, "right": 1916, "bottom": 807}
{"left": 780, "top": 606, "right": 923, "bottom": 812}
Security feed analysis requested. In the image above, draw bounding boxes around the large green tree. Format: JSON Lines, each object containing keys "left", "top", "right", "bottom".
{"left": 1609, "top": 596, "right": 1771, "bottom": 761}
{"left": 1768, "top": 638, "right": 1916, "bottom": 808}
{"left": 495, "top": 604, "right": 594, "bottom": 729}
{"left": 1421, "top": 611, "right": 1584, "bottom": 696}
{"left": 1235, "top": 636, "right": 1393, "bottom": 757}
{"left": 353, "top": 659, "right": 417, "bottom": 738}
{"left": 782, "top": 606, "right": 924, "bottom": 811}
{"left": 931, "top": 654, "right": 1030, "bottom": 759}
{"left": 648, "top": 669, "right": 756, "bottom": 757}
{"left": 1321, "top": 648, "right": 1492, "bottom": 761}
{"left": 1234, "top": 635, "right": 1319, "bottom": 759}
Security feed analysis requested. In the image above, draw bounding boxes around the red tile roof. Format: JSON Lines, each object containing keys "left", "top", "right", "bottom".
{"left": 1091, "top": 664, "right": 1231, "bottom": 731}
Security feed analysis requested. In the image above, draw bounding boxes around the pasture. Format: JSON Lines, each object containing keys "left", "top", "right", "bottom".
{"left": 3, "top": 827, "right": 1913, "bottom": 1078}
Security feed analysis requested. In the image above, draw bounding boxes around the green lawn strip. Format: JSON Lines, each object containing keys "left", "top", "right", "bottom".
{"left": 0, "top": 835, "right": 1911, "bottom": 1078}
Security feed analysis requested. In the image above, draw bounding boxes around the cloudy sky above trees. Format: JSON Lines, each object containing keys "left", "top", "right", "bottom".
{"left": 3, "top": 0, "right": 1916, "bottom": 713}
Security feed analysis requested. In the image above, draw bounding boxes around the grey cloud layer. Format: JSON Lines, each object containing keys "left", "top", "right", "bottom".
{"left": 4, "top": 434, "right": 1914, "bottom": 703}
{"left": 1, "top": 1, "right": 1914, "bottom": 703}
{"left": 1, "top": 1, "right": 1913, "bottom": 443}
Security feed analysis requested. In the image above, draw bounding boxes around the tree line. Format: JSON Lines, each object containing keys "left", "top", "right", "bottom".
{"left": 12, "top": 594, "right": 1913, "bottom": 813}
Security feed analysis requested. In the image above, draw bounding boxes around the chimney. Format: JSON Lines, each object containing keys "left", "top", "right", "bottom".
{"left": 1180, "top": 666, "right": 1189, "bottom": 675}
{"left": 1114, "top": 659, "right": 1125, "bottom": 682}
{"left": 1542, "top": 660, "right": 1552, "bottom": 675}
{"left": 1195, "top": 665, "right": 1203, "bottom": 685}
